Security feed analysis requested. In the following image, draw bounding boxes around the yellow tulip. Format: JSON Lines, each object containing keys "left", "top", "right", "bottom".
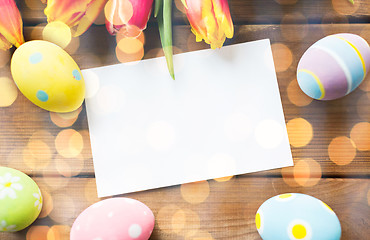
{"left": 181, "top": 0, "right": 234, "bottom": 49}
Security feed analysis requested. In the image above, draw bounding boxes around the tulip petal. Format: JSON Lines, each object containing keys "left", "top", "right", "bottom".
{"left": 182, "top": 0, "right": 233, "bottom": 49}
{"left": 73, "top": 0, "right": 107, "bottom": 36}
{"left": 44, "top": 0, "right": 89, "bottom": 27}
{"left": 0, "top": 0, "right": 24, "bottom": 49}
{"left": 0, "top": 34, "right": 12, "bottom": 50}
{"left": 104, "top": 0, "right": 153, "bottom": 37}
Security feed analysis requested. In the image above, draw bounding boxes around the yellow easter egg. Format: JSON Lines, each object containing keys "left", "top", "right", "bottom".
{"left": 10, "top": 40, "right": 85, "bottom": 112}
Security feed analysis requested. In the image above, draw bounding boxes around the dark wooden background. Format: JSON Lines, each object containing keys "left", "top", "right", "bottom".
{"left": 0, "top": 0, "right": 369, "bottom": 239}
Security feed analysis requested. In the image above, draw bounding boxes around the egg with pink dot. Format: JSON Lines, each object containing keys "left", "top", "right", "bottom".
{"left": 70, "top": 198, "right": 155, "bottom": 240}
{"left": 297, "top": 33, "right": 370, "bottom": 100}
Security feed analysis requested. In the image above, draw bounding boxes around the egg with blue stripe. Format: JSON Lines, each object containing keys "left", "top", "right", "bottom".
{"left": 11, "top": 40, "right": 85, "bottom": 112}
{"left": 297, "top": 33, "right": 370, "bottom": 100}
{"left": 256, "top": 193, "right": 341, "bottom": 240}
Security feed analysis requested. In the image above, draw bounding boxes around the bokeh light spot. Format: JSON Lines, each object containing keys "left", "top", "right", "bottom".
{"left": 293, "top": 159, "right": 322, "bottom": 187}
{"left": 117, "top": 37, "right": 143, "bottom": 54}
{"left": 115, "top": 44, "right": 144, "bottom": 63}
{"left": 26, "top": 225, "right": 49, "bottom": 240}
{"left": 50, "top": 106, "right": 82, "bottom": 128}
{"left": 271, "top": 43, "right": 293, "bottom": 72}
{"left": 181, "top": 181, "right": 210, "bottom": 204}
{"left": 26, "top": 140, "right": 52, "bottom": 166}
{"left": 49, "top": 195, "right": 75, "bottom": 224}
{"left": 255, "top": 119, "right": 284, "bottom": 149}
{"left": 47, "top": 225, "right": 71, "bottom": 240}
{"left": 43, "top": 21, "right": 72, "bottom": 49}
{"left": 55, "top": 154, "right": 84, "bottom": 177}
{"left": 286, "top": 118, "right": 313, "bottom": 147}
{"left": 84, "top": 178, "right": 100, "bottom": 204}
{"left": 214, "top": 175, "right": 234, "bottom": 182}
{"left": 55, "top": 129, "right": 83, "bottom": 158}
{"left": 332, "top": 0, "right": 359, "bottom": 15}
{"left": 282, "top": 158, "right": 322, "bottom": 187}
{"left": 281, "top": 12, "right": 308, "bottom": 42}
{"left": 83, "top": 70, "right": 100, "bottom": 99}
{"left": 157, "top": 205, "right": 181, "bottom": 234}
{"left": 31, "top": 23, "right": 47, "bottom": 41}
{"left": 0, "top": 77, "right": 18, "bottom": 107}
{"left": 38, "top": 189, "right": 53, "bottom": 218}
{"left": 350, "top": 122, "right": 370, "bottom": 151}
{"left": 328, "top": 136, "right": 356, "bottom": 165}
{"left": 287, "top": 79, "right": 313, "bottom": 106}
{"left": 117, "top": 30, "right": 145, "bottom": 45}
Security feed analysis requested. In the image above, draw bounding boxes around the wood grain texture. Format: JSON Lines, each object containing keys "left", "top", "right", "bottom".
{"left": 0, "top": 0, "right": 369, "bottom": 239}
{"left": 0, "top": 178, "right": 369, "bottom": 239}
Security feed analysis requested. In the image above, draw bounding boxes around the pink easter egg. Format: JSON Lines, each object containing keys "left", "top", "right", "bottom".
{"left": 70, "top": 198, "right": 155, "bottom": 240}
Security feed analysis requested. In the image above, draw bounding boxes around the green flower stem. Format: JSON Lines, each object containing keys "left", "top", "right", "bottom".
{"left": 155, "top": 0, "right": 175, "bottom": 80}
{"left": 154, "top": 0, "right": 161, "bottom": 18}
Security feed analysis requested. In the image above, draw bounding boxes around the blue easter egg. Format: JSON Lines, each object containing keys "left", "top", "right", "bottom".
{"left": 256, "top": 193, "right": 341, "bottom": 240}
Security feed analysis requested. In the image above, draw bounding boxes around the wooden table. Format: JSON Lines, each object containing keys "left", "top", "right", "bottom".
{"left": 1, "top": 0, "right": 369, "bottom": 239}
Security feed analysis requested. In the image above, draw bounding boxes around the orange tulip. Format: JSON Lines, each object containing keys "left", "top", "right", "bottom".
{"left": 181, "top": 0, "right": 234, "bottom": 49}
{"left": 0, "top": 0, "right": 24, "bottom": 50}
{"left": 44, "top": 0, "right": 107, "bottom": 37}
{"left": 104, "top": 0, "right": 154, "bottom": 37}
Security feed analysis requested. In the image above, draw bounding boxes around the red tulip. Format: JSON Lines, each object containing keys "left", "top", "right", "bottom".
{"left": 0, "top": 0, "right": 24, "bottom": 50}
{"left": 44, "top": 0, "right": 107, "bottom": 37}
{"left": 104, "top": 0, "right": 154, "bottom": 37}
{"left": 181, "top": 0, "right": 234, "bottom": 49}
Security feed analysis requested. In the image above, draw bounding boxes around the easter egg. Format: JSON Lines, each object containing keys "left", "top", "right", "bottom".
{"left": 0, "top": 167, "right": 42, "bottom": 232}
{"left": 11, "top": 40, "right": 85, "bottom": 112}
{"left": 70, "top": 198, "right": 155, "bottom": 240}
{"left": 255, "top": 193, "right": 341, "bottom": 240}
{"left": 297, "top": 33, "right": 370, "bottom": 100}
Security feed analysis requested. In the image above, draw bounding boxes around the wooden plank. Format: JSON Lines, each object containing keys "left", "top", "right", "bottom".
{"left": 1, "top": 23, "right": 368, "bottom": 176}
{"left": 17, "top": 0, "right": 370, "bottom": 26}
{"left": 0, "top": 177, "right": 368, "bottom": 239}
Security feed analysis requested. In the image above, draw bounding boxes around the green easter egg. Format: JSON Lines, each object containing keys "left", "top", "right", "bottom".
{"left": 0, "top": 167, "right": 42, "bottom": 232}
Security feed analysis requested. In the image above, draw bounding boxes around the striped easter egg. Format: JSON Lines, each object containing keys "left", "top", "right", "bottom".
{"left": 297, "top": 33, "right": 370, "bottom": 100}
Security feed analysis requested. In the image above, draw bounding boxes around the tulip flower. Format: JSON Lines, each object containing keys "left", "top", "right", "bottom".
{"left": 44, "top": 0, "right": 107, "bottom": 37}
{"left": 104, "top": 0, "right": 154, "bottom": 37}
{"left": 181, "top": 0, "right": 234, "bottom": 49}
{"left": 0, "top": 0, "right": 24, "bottom": 50}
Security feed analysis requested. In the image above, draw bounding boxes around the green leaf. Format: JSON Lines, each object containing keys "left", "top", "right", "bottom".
{"left": 154, "top": 0, "right": 161, "bottom": 18}
{"left": 348, "top": 0, "right": 354, "bottom": 4}
{"left": 157, "top": 0, "right": 175, "bottom": 79}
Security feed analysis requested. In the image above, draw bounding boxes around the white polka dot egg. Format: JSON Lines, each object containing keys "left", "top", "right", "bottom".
{"left": 11, "top": 40, "right": 85, "bottom": 112}
{"left": 256, "top": 193, "right": 341, "bottom": 240}
{"left": 70, "top": 198, "right": 155, "bottom": 240}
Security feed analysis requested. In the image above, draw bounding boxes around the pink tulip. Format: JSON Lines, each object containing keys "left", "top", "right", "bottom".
{"left": 104, "top": 0, "right": 154, "bottom": 37}
{"left": 0, "top": 0, "right": 24, "bottom": 50}
{"left": 181, "top": 0, "right": 234, "bottom": 49}
{"left": 44, "top": 0, "right": 107, "bottom": 37}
